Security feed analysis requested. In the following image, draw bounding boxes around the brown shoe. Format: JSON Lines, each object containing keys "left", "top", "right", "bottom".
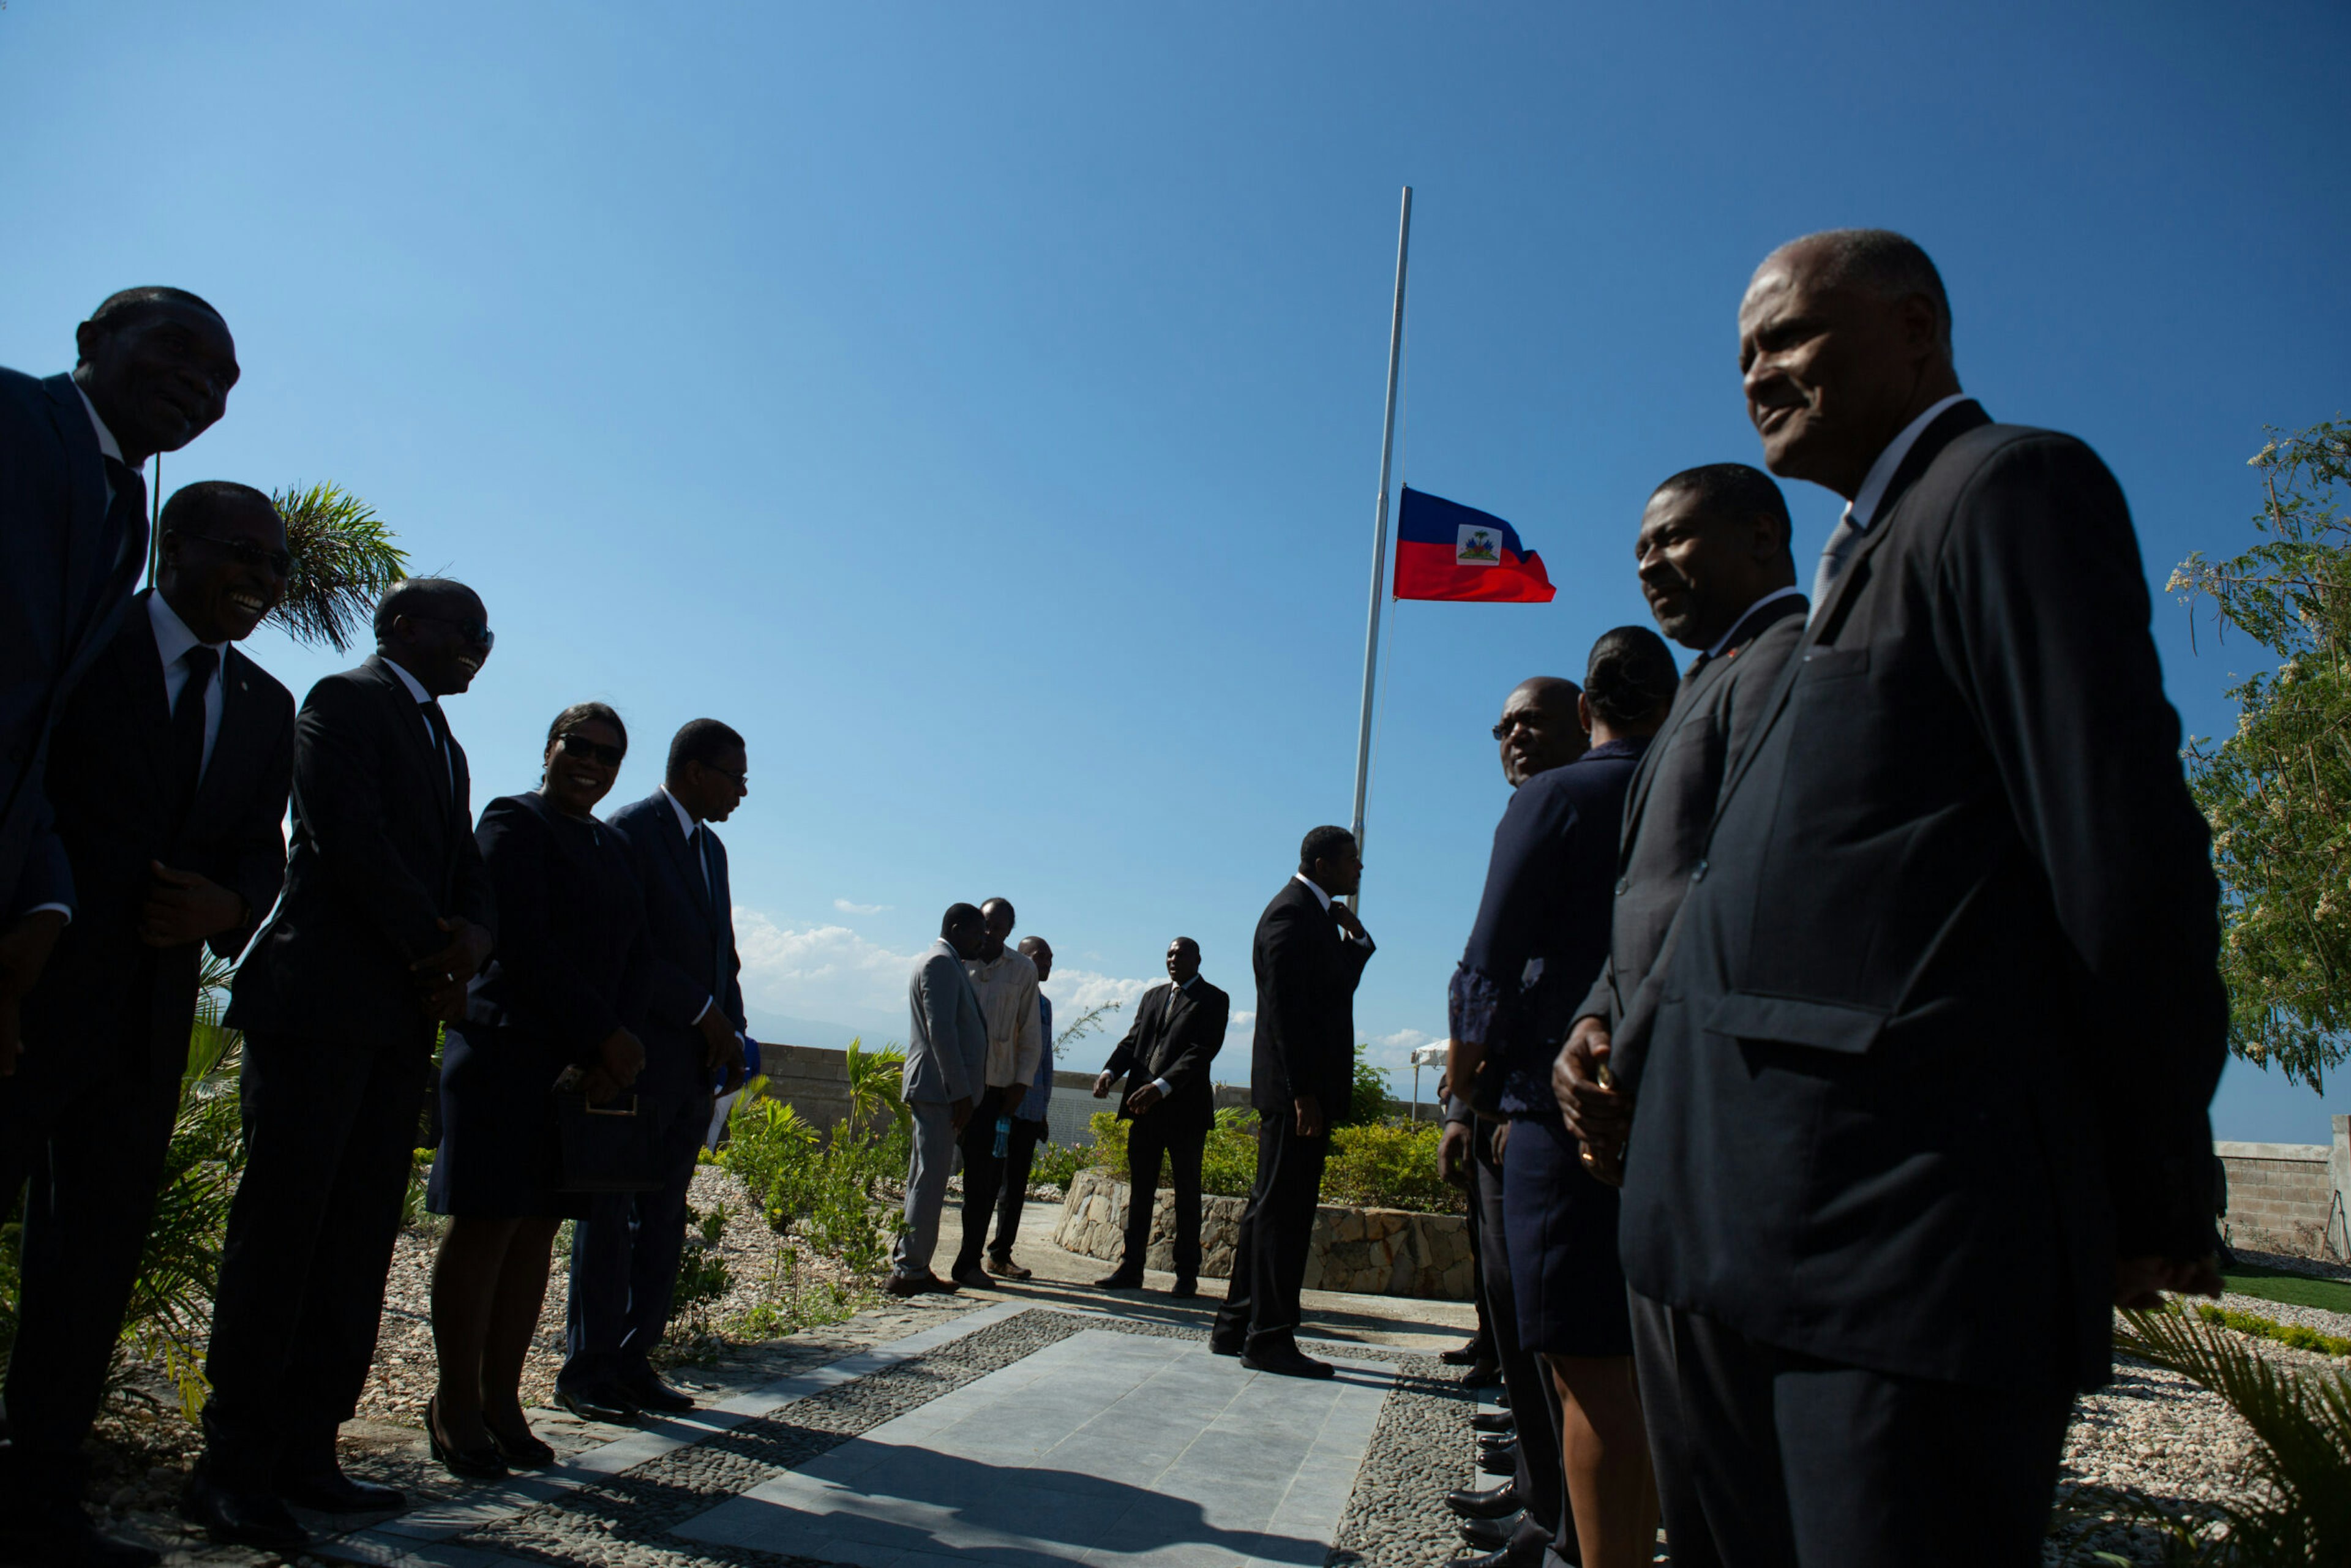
{"left": 986, "top": 1253, "right": 1032, "bottom": 1280}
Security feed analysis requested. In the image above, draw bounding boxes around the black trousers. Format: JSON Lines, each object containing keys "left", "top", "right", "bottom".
{"left": 950, "top": 1086, "right": 1008, "bottom": 1276}
{"left": 201, "top": 1029, "right": 433, "bottom": 1488}
{"left": 0, "top": 994, "right": 186, "bottom": 1490}
{"left": 1476, "top": 1122, "right": 1566, "bottom": 1542}
{"left": 563, "top": 1090, "right": 710, "bottom": 1386}
{"left": 988, "top": 1116, "right": 1047, "bottom": 1258}
{"left": 1458, "top": 1141, "right": 1493, "bottom": 1358}
{"left": 1122, "top": 1112, "right": 1207, "bottom": 1280}
{"left": 1212, "top": 1113, "right": 1325, "bottom": 1354}
{"left": 1629, "top": 1292, "right": 2073, "bottom": 1567}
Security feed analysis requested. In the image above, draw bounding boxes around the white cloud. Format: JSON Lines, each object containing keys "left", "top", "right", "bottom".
{"left": 732, "top": 909, "right": 919, "bottom": 1026}
{"left": 1372, "top": 1027, "right": 1438, "bottom": 1052}
{"left": 832, "top": 898, "right": 891, "bottom": 916}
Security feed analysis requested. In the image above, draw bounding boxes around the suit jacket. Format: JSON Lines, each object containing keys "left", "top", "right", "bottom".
{"left": 603, "top": 790, "right": 743, "bottom": 1105}
{"left": 465, "top": 793, "right": 650, "bottom": 1067}
{"left": 1578, "top": 591, "right": 1808, "bottom": 1088}
{"left": 0, "top": 370, "right": 151, "bottom": 916}
{"left": 23, "top": 593, "right": 293, "bottom": 1074}
{"left": 226, "top": 656, "right": 497, "bottom": 1048}
{"left": 1102, "top": 977, "right": 1232, "bottom": 1133}
{"left": 1618, "top": 402, "right": 2227, "bottom": 1395}
{"left": 1249, "top": 878, "right": 1374, "bottom": 1116}
{"left": 903, "top": 939, "right": 987, "bottom": 1105}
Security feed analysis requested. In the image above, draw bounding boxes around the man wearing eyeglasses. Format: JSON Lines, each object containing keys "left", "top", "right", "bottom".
{"left": 0, "top": 482, "right": 292, "bottom": 1568}
{"left": 1, "top": 288, "right": 241, "bottom": 1102}
{"left": 187, "top": 577, "right": 498, "bottom": 1552}
{"left": 564, "top": 719, "right": 752, "bottom": 1422}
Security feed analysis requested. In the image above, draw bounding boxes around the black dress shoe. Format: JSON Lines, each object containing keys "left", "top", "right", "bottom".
{"left": 1459, "top": 1360, "right": 1502, "bottom": 1389}
{"left": 553, "top": 1382, "right": 640, "bottom": 1425}
{"left": 179, "top": 1474, "right": 307, "bottom": 1552}
{"left": 1168, "top": 1277, "right": 1199, "bottom": 1298}
{"left": 1440, "top": 1340, "right": 1493, "bottom": 1366}
{"left": 1240, "top": 1347, "right": 1335, "bottom": 1379}
{"left": 1447, "top": 1536, "right": 1548, "bottom": 1568}
{"left": 1209, "top": 1334, "right": 1245, "bottom": 1356}
{"left": 426, "top": 1397, "right": 510, "bottom": 1484}
{"left": 0, "top": 1497, "right": 160, "bottom": 1567}
{"left": 274, "top": 1464, "right": 405, "bottom": 1513}
{"left": 1478, "top": 1439, "right": 1517, "bottom": 1476}
{"left": 1495, "top": 1389, "right": 1510, "bottom": 1409}
{"left": 1477, "top": 1433, "right": 1515, "bottom": 1461}
{"left": 1093, "top": 1269, "right": 1144, "bottom": 1290}
{"left": 1445, "top": 1479, "right": 1524, "bottom": 1520}
{"left": 1457, "top": 1512, "right": 1522, "bottom": 1551}
{"left": 1471, "top": 1409, "right": 1514, "bottom": 1434}
{"left": 617, "top": 1369, "right": 698, "bottom": 1414}
{"left": 487, "top": 1422, "right": 557, "bottom": 1469}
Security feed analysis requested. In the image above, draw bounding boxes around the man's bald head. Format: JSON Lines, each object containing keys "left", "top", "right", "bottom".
{"left": 1739, "top": 228, "right": 1965, "bottom": 498}
{"left": 1496, "top": 676, "right": 1588, "bottom": 787}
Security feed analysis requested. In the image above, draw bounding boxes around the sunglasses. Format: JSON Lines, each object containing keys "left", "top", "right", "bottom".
{"left": 408, "top": 612, "right": 497, "bottom": 650}
{"left": 174, "top": 530, "right": 295, "bottom": 576}
{"left": 556, "top": 732, "right": 626, "bottom": 766}
{"left": 694, "top": 759, "right": 748, "bottom": 786}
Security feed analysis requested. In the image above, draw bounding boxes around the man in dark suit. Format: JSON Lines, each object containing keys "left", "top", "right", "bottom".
{"left": 0, "top": 290, "right": 240, "bottom": 1081}
{"left": 1211, "top": 827, "right": 1374, "bottom": 1378}
{"left": 1555, "top": 463, "right": 1806, "bottom": 1182}
{"left": 1090, "top": 936, "right": 1230, "bottom": 1296}
{"left": 0, "top": 483, "right": 293, "bottom": 1568}
{"left": 1597, "top": 230, "right": 2227, "bottom": 1566}
{"left": 561, "top": 718, "right": 750, "bottom": 1422}
{"left": 189, "top": 579, "right": 498, "bottom": 1551}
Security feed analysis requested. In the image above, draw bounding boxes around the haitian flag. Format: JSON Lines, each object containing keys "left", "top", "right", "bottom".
{"left": 1393, "top": 486, "right": 1556, "bottom": 602}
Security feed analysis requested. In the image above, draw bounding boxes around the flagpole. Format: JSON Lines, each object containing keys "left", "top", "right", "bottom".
{"left": 1347, "top": 186, "right": 1412, "bottom": 914}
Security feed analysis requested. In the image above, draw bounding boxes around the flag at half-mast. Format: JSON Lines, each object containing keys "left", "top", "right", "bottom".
{"left": 1392, "top": 486, "right": 1555, "bottom": 603}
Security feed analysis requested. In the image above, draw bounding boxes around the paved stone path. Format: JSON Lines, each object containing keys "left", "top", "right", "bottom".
{"left": 298, "top": 1299, "right": 1470, "bottom": 1568}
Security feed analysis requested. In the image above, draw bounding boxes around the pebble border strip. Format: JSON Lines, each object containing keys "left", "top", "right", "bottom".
{"left": 433, "top": 1307, "right": 1462, "bottom": 1568}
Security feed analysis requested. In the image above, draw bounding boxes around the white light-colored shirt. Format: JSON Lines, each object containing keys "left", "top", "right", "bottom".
{"left": 150, "top": 591, "right": 227, "bottom": 776}
{"left": 1846, "top": 393, "right": 1971, "bottom": 535}
{"left": 1704, "top": 585, "right": 1807, "bottom": 661}
{"left": 75, "top": 383, "right": 126, "bottom": 506}
{"left": 383, "top": 657, "right": 456, "bottom": 800}
{"left": 659, "top": 785, "right": 718, "bottom": 1025}
{"left": 964, "top": 946, "right": 1043, "bottom": 1092}
{"left": 1292, "top": 873, "right": 1369, "bottom": 945}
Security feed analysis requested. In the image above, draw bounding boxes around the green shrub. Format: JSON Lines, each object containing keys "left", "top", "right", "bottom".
{"left": 714, "top": 1078, "right": 898, "bottom": 1274}
{"left": 1084, "top": 1106, "right": 1458, "bottom": 1214}
{"left": 1029, "top": 1139, "right": 1089, "bottom": 1193}
{"left": 670, "top": 1204, "right": 733, "bottom": 1321}
{"left": 2196, "top": 1301, "right": 2351, "bottom": 1357}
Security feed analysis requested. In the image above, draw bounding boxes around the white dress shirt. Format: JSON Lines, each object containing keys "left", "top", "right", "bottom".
{"left": 75, "top": 383, "right": 126, "bottom": 505}
{"left": 659, "top": 786, "right": 719, "bottom": 1026}
{"left": 1847, "top": 393, "right": 1971, "bottom": 535}
{"left": 1292, "top": 872, "right": 1370, "bottom": 945}
{"left": 383, "top": 656, "right": 457, "bottom": 803}
{"left": 964, "top": 946, "right": 1043, "bottom": 1092}
{"left": 149, "top": 591, "right": 228, "bottom": 777}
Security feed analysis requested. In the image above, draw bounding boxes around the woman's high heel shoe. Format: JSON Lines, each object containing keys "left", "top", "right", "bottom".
{"left": 486, "top": 1417, "right": 557, "bottom": 1469}
{"left": 426, "top": 1396, "right": 511, "bottom": 1482}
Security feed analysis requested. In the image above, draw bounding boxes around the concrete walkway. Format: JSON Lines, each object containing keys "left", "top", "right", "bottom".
{"left": 284, "top": 1200, "right": 1479, "bottom": 1568}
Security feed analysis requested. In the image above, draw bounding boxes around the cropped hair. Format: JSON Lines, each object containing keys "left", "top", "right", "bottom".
{"left": 1795, "top": 228, "right": 1951, "bottom": 353}
{"left": 159, "top": 481, "right": 277, "bottom": 539}
{"left": 942, "top": 902, "right": 985, "bottom": 938}
{"left": 981, "top": 897, "right": 1016, "bottom": 926}
{"left": 372, "top": 577, "right": 478, "bottom": 643}
{"left": 84, "top": 287, "right": 225, "bottom": 342}
{"left": 1171, "top": 936, "right": 1200, "bottom": 956}
{"left": 667, "top": 718, "right": 746, "bottom": 776}
{"left": 546, "top": 701, "right": 627, "bottom": 756}
{"left": 1299, "top": 825, "right": 1356, "bottom": 874}
{"left": 1652, "top": 463, "right": 1793, "bottom": 553}
{"left": 1584, "top": 625, "right": 1680, "bottom": 727}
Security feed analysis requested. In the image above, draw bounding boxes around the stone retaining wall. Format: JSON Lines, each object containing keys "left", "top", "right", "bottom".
{"left": 1051, "top": 1168, "right": 1473, "bottom": 1300}
{"left": 2218, "top": 1119, "right": 2350, "bottom": 1259}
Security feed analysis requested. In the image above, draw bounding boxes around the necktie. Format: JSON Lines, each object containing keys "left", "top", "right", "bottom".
{"left": 103, "top": 457, "right": 149, "bottom": 577}
{"left": 1809, "top": 512, "right": 1866, "bottom": 622}
{"left": 419, "top": 700, "right": 454, "bottom": 805}
{"left": 692, "top": 823, "right": 724, "bottom": 992}
{"left": 170, "top": 646, "right": 217, "bottom": 819}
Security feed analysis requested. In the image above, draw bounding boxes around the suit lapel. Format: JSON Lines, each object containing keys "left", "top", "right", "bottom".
{"left": 1707, "top": 402, "right": 1991, "bottom": 828}
{"left": 43, "top": 376, "right": 114, "bottom": 658}
{"left": 183, "top": 645, "right": 260, "bottom": 838}
{"left": 1619, "top": 653, "right": 1734, "bottom": 853}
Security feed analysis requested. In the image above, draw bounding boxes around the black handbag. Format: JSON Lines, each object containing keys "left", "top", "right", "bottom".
{"left": 552, "top": 1067, "right": 661, "bottom": 1193}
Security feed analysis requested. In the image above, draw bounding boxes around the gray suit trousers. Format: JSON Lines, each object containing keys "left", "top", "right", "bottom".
{"left": 891, "top": 1101, "right": 960, "bottom": 1279}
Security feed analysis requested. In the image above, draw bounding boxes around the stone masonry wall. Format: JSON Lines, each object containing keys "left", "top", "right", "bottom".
{"left": 1051, "top": 1167, "right": 1473, "bottom": 1300}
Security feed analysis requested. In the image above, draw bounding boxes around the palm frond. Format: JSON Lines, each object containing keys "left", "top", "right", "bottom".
{"left": 268, "top": 482, "right": 409, "bottom": 651}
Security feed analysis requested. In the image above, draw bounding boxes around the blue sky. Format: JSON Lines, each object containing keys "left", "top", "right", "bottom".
{"left": 6, "top": 2, "right": 2345, "bottom": 1141}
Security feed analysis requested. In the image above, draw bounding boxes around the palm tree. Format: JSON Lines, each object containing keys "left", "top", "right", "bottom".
{"left": 268, "top": 482, "right": 409, "bottom": 650}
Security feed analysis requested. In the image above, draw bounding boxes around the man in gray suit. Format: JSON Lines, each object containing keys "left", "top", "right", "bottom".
{"left": 1554, "top": 462, "right": 1806, "bottom": 1179}
{"left": 888, "top": 902, "right": 991, "bottom": 1296}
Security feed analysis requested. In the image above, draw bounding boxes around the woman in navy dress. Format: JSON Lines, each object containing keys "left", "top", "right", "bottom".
{"left": 426, "top": 702, "right": 647, "bottom": 1478}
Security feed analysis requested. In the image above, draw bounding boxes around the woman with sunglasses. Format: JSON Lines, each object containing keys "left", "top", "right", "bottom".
{"left": 424, "top": 702, "right": 648, "bottom": 1479}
